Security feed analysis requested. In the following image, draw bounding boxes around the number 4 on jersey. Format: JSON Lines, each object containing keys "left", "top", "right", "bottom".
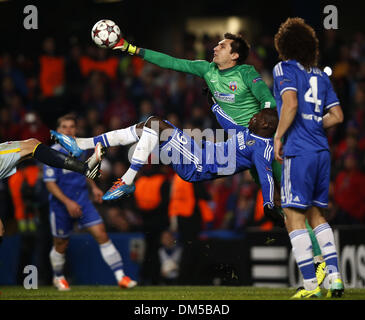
{"left": 304, "top": 76, "right": 322, "bottom": 112}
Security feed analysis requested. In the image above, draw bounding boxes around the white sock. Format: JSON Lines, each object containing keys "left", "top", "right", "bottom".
{"left": 289, "top": 229, "right": 317, "bottom": 291}
{"left": 75, "top": 125, "right": 139, "bottom": 150}
{"left": 313, "top": 223, "right": 341, "bottom": 282}
{"left": 49, "top": 247, "right": 65, "bottom": 277}
{"left": 121, "top": 167, "right": 139, "bottom": 186}
{"left": 99, "top": 240, "right": 125, "bottom": 282}
{"left": 122, "top": 126, "right": 159, "bottom": 185}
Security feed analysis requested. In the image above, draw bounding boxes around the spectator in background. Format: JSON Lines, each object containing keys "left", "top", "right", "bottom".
{"left": 133, "top": 165, "right": 170, "bottom": 285}
{"left": 8, "top": 160, "right": 40, "bottom": 233}
{"left": 166, "top": 113, "right": 181, "bottom": 128}
{"left": 138, "top": 99, "right": 154, "bottom": 123}
{"left": 354, "top": 82, "right": 365, "bottom": 135}
{"left": 65, "top": 40, "right": 84, "bottom": 107}
{"left": 326, "top": 182, "right": 340, "bottom": 224}
{"left": 103, "top": 88, "right": 137, "bottom": 128}
{"left": 0, "top": 179, "right": 12, "bottom": 240}
{"left": 83, "top": 108, "right": 101, "bottom": 136}
{"left": 1, "top": 76, "right": 20, "bottom": 107}
{"left": 227, "top": 184, "right": 257, "bottom": 232}
{"left": 0, "top": 108, "right": 21, "bottom": 141}
{"left": 81, "top": 71, "right": 109, "bottom": 115}
{"left": 158, "top": 230, "right": 182, "bottom": 285}
{"left": 334, "top": 153, "right": 365, "bottom": 224}
{"left": 7, "top": 95, "right": 27, "bottom": 124}
{"left": 103, "top": 206, "right": 131, "bottom": 232}
{"left": 320, "top": 30, "right": 342, "bottom": 68}
{"left": 333, "top": 121, "right": 359, "bottom": 167}
{"left": 168, "top": 173, "right": 214, "bottom": 285}
{"left": 79, "top": 46, "right": 119, "bottom": 81}
{"left": 208, "top": 178, "right": 233, "bottom": 229}
{"left": 0, "top": 53, "right": 28, "bottom": 99}
{"left": 20, "top": 112, "right": 50, "bottom": 144}
{"left": 39, "top": 37, "right": 65, "bottom": 98}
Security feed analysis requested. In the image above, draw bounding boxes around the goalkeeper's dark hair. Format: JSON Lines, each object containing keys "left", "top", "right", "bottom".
{"left": 274, "top": 17, "right": 319, "bottom": 69}
{"left": 224, "top": 33, "right": 250, "bottom": 65}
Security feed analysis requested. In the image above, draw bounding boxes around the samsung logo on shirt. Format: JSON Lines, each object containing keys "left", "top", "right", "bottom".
{"left": 237, "top": 131, "right": 246, "bottom": 150}
{"left": 214, "top": 91, "right": 235, "bottom": 103}
{"left": 301, "top": 113, "right": 323, "bottom": 122}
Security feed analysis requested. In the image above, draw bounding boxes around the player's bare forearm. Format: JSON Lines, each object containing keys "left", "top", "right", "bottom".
{"left": 275, "top": 91, "right": 298, "bottom": 140}
{"left": 323, "top": 105, "right": 344, "bottom": 129}
{"left": 87, "top": 179, "right": 103, "bottom": 203}
{"left": 46, "top": 182, "right": 82, "bottom": 217}
{"left": 46, "top": 181, "right": 72, "bottom": 206}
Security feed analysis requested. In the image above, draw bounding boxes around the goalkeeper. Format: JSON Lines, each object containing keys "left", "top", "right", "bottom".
{"left": 116, "top": 34, "right": 283, "bottom": 201}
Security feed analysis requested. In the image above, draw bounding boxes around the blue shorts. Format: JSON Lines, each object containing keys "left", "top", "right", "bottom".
{"left": 49, "top": 199, "right": 103, "bottom": 238}
{"left": 159, "top": 122, "right": 240, "bottom": 182}
{"left": 281, "top": 151, "right": 330, "bottom": 209}
{"left": 159, "top": 123, "right": 204, "bottom": 182}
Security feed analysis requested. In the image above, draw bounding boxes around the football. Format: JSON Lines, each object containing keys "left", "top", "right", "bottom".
{"left": 91, "top": 19, "right": 121, "bottom": 48}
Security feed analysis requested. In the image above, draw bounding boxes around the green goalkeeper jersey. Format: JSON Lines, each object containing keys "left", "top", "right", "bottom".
{"left": 139, "top": 48, "right": 276, "bottom": 127}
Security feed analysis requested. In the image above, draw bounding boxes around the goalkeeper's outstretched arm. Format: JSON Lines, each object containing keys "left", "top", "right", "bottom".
{"left": 112, "top": 37, "right": 209, "bottom": 77}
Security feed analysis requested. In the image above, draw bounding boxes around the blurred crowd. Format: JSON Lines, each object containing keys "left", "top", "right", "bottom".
{"left": 0, "top": 28, "right": 364, "bottom": 283}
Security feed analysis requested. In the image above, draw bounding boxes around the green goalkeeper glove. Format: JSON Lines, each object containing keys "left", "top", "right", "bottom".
{"left": 112, "top": 38, "right": 137, "bottom": 55}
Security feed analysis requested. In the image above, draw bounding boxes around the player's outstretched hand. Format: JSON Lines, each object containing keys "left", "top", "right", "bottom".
{"left": 264, "top": 204, "right": 285, "bottom": 228}
{"left": 112, "top": 38, "right": 137, "bottom": 55}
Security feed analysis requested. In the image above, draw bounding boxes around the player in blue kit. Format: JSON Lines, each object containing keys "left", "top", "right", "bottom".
{"left": 273, "top": 18, "right": 344, "bottom": 298}
{"left": 44, "top": 114, "right": 137, "bottom": 290}
{"left": 52, "top": 106, "right": 283, "bottom": 225}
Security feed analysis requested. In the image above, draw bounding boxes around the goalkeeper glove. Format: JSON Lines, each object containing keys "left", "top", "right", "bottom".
{"left": 264, "top": 204, "right": 285, "bottom": 228}
{"left": 112, "top": 38, "right": 137, "bottom": 55}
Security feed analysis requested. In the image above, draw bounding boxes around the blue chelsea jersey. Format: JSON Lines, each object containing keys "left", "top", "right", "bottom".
{"left": 273, "top": 60, "right": 340, "bottom": 156}
{"left": 209, "top": 104, "right": 275, "bottom": 207}
{"left": 43, "top": 144, "right": 89, "bottom": 203}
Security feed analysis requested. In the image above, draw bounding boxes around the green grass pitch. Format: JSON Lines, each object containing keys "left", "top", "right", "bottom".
{"left": 1, "top": 286, "right": 365, "bottom": 300}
